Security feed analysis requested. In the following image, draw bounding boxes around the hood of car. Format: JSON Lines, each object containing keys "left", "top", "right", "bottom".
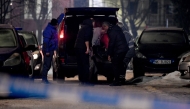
{"left": 0, "top": 47, "right": 17, "bottom": 53}
{"left": 0, "top": 48, "right": 18, "bottom": 61}
{"left": 137, "top": 43, "right": 189, "bottom": 58}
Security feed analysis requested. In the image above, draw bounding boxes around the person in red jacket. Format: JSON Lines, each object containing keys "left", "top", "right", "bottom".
{"left": 100, "top": 30, "right": 109, "bottom": 50}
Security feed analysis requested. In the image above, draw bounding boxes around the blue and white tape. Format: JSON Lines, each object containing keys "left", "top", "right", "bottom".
{"left": 0, "top": 74, "right": 190, "bottom": 109}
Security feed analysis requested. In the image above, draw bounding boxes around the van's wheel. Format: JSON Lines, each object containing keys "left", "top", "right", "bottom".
{"left": 106, "top": 75, "right": 114, "bottom": 83}
{"left": 57, "top": 72, "right": 65, "bottom": 83}
{"left": 89, "top": 73, "right": 98, "bottom": 83}
{"left": 89, "top": 62, "right": 98, "bottom": 83}
{"left": 52, "top": 59, "right": 58, "bottom": 81}
{"left": 133, "top": 60, "right": 145, "bottom": 78}
{"left": 52, "top": 66, "right": 58, "bottom": 81}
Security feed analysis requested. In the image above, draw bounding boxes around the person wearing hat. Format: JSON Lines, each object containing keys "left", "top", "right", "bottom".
{"left": 42, "top": 14, "right": 64, "bottom": 84}
{"left": 102, "top": 20, "right": 128, "bottom": 86}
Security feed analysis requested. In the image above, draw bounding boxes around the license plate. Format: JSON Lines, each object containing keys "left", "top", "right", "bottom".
{"left": 153, "top": 60, "right": 171, "bottom": 64}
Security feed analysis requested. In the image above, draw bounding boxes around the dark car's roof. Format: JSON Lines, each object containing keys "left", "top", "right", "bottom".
{"left": 18, "top": 31, "right": 35, "bottom": 35}
{"left": 0, "top": 24, "right": 14, "bottom": 29}
{"left": 65, "top": 7, "right": 119, "bottom": 15}
{"left": 18, "top": 30, "right": 38, "bottom": 42}
{"left": 144, "top": 27, "right": 184, "bottom": 31}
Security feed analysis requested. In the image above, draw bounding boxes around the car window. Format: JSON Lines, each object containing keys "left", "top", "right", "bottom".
{"left": 0, "top": 29, "right": 16, "bottom": 47}
{"left": 140, "top": 31, "right": 186, "bottom": 44}
{"left": 19, "top": 33, "right": 37, "bottom": 45}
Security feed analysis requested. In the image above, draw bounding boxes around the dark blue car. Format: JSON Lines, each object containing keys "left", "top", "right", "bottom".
{"left": 0, "top": 24, "right": 36, "bottom": 78}
{"left": 18, "top": 31, "right": 43, "bottom": 78}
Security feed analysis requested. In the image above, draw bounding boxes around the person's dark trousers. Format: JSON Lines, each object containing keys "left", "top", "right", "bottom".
{"left": 111, "top": 52, "right": 126, "bottom": 82}
{"left": 76, "top": 48, "right": 90, "bottom": 83}
{"left": 120, "top": 57, "right": 131, "bottom": 80}
{"left": 42, "top": 51, "right": 54, "bottom": 82}
{"left": 121, "top": 48, "right": 135, "bottom": 81}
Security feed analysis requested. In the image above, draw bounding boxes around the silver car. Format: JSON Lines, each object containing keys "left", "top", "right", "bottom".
{"left": 178, "top": 52, "right": 190, "bottom": 79}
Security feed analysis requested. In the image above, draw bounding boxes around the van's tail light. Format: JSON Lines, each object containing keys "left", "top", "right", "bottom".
{"left": 59, "top": 21, "right": 65, "bottom": 39}
{"left": 60, "top": 58, "right": 65, "bottom": 63}
{"left": 60, "top": 30, "right": 64, "bottom": 39}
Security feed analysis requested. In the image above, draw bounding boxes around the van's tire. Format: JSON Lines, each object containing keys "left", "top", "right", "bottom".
{"left": 52, "top": 60, "right": 58, "bottom": 81}
{"left": 89, "top": 61, "right": 98, "bottom": 83}
{"left": 89, "top": 73, "right": 98, "bottom": 83}
{"left": 106, "top": 75, "right": 114, "bottom": 83}
{"left": 57, "top": 70, "right": 65, "bottom": 83}
{"left": 133, "top": 60, "right": 145, "bottom": 78}
{"left": 52, "top": 66, "right": 57, "bottom": 81}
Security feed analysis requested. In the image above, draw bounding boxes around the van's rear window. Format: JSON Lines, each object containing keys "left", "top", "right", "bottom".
{"left": 0, "top": 29, "right": 16, "bottom": 47}
{"left": 140, "top": 31, "right": 186, "bottom": 44}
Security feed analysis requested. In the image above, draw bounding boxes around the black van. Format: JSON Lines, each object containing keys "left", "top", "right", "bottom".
{"left": 52, "top": 7, "right": 119, "bottom": 81}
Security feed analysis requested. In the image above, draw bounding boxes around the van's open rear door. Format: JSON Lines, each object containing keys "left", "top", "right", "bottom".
{"left": 65, "top": 7, "right": 119, "bottom": 16}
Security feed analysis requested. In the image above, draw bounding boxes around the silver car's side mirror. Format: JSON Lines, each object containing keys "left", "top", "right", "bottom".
{"left": 188, "top": 35, "right": 190, "bottom": 41}
{"left": 188, "top": 35, "right": 190, "bottom": 45}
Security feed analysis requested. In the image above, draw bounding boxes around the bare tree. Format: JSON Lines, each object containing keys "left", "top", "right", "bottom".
{"left": 0, "top": 0, "right": 24, "bottom": 24}
{"left": 103, "top": 0, "right": 155, "bottom": 37}
{"left": 24, "top": 0, "right": 67, "bottom": 44}
{"left": 24, "top": 0, "right": 52, "bottom": 43}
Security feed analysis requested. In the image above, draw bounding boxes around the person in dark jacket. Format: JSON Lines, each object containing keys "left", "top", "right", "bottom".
{"left": 42, "top": 14, "right": 64, "bottom": 84}
{"left": 75, "top": 19, "right": 93, "bottom": 84}
{"left": 102, "top": 21, "right": 128, "bottom": 86}
{"left": 117, "top": 22, "right": 135, "bottom": 81}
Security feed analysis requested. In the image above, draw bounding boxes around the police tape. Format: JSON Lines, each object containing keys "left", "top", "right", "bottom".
{"left": 0, "top": 74, "right": 190, "bottom": 109}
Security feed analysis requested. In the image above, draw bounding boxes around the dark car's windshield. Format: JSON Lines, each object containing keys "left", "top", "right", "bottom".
{"left": 0, "top": 29, "right": 16, "bottom": 47}
{"left": 140, "top": 31, "right": 186, "bottom": 44}
{"left": 19, "top": 33, "right": 37, "bottom": 45}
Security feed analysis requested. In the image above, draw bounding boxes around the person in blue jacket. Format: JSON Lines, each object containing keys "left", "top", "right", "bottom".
{"left": 42, "top": 13, "right": 64, "bottom": 84}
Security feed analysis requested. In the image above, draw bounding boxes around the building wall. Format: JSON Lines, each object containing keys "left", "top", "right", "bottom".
{"left": 90, "top": 0, "right": 175, "bottom": 36}
{"left": 147, "top": 0, "right": 175, "bottom": 27}
{"left": 8, "top": 0, "right": 175, "bottom": 39}
{"left": 9, "top": 0, "right": 73, "bottom": 43}
{"left": 75, "top": 0, "right": 89, "bottom": 7}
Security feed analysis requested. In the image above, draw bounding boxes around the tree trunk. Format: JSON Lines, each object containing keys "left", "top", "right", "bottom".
{"left": 120, "top": 0, "right": 129, "bottom": 31}
{"left": 129, "top": 20, "right": 138, "bottom": 38}
{"left": 37, "top": 22, "right": 43, "bottom": 45}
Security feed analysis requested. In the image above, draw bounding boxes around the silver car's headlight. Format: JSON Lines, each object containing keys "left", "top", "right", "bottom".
{"left": 179, "top": 52, "right": 190, "bottom": 63}
{"left": 180, "top": 55, "right": 190, "bottom": 62}
{"left": 183, "top": 56, "right": 190, "bottom": 62}
{"left": 178, "top": 52, "right": 190, "bottom": 58}
{"left": 3, "top": 53, "right": 21, "bottom": 66}
{"left": 136, "top": 52, "right": 146, "bottom": 59}
{"left": 179, "top": 57, "right": 185, "bottom": 63}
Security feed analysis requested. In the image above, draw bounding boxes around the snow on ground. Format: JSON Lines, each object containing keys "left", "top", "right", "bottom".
{"left": 162, "top": 71, "right": 189, "bottom": 81}
{"left": 47, "top": 69, "right": 190, "bottom": 86}
{"left": 137, "top": 71, "right": 190, "bottom": 86}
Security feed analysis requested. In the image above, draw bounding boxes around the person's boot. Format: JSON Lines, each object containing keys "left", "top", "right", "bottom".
{"left": 125, "top": 76, "right": 143, "bottom": 84}
{"left": 42, "top": 79, "right": 50, "bottom": 84}
{"left": 109, "top": 80, "right": 121, "bottom": 86}
{"left": 80, "top": 82, "right": 94, "bottom": 86}
{"left": 119, "top": 75, "right": 126, "bottom": 85}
